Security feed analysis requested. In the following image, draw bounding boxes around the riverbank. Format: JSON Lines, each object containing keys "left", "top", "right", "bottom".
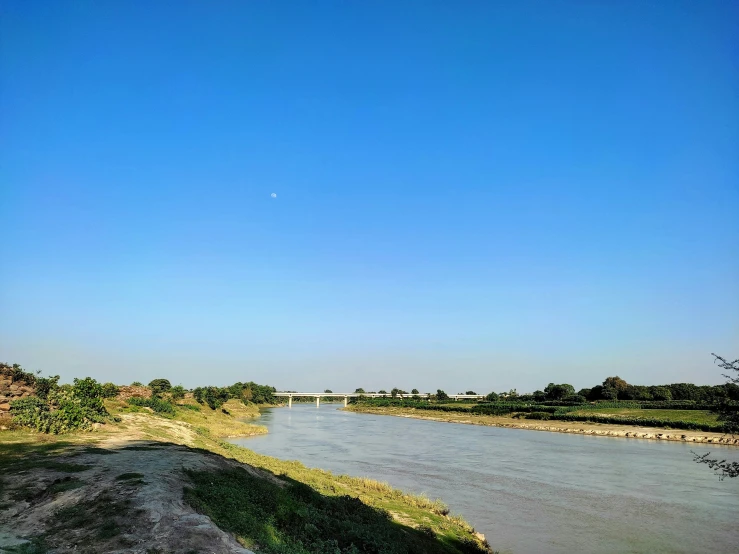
{"left": 344, "top": 405, "right": 739, "bottom": 445}
{"left": 0, "top": 399, "right": 491, "bottom": 553}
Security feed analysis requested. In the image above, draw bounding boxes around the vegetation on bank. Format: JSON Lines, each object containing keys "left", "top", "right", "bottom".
{"left": 9, "top": 376, "right": 119, "bottom": 434}
{"left": 2, "top": 364, "right": 491, "bottom": 553}
{"left": 350, "top": 397, "right": 732, "bottom": 433}
{"left": 185, "top": 465, "right": 486, "bottom": 554}
{"left": 350, "top": 371, "right": 739, "bottom": 434}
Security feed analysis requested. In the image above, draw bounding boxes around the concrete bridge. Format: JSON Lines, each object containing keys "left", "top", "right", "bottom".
{"left": 273, "top": 392, "right": 485, "bottom": 407}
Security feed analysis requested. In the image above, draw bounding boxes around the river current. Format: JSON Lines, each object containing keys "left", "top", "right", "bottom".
{"left": 231, "top": 404, "right": 739, "bottom": 554}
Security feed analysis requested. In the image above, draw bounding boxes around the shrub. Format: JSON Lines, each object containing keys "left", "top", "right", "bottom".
{"left": 3, "top": 363, "right": 37, "bottom": 385}
{"left": 148, "top": 378, "right": 172, "bottom": 396}
{"left": 170, "top": 385, "right": 186, "bottom": 400}
{"left": 35, "top": 375, "right": 60, "bottom": 400}
{"left": 127, "top": 396, "right": 175, "bottom": 415}
{"left": 101, "top": 382, "right": 119, "bottom": 398}
{"left": 10, "top": 377, "right": 111, "bottom": 434}
{"left": 521, "top": 412, "right": 553, "bottom": 420}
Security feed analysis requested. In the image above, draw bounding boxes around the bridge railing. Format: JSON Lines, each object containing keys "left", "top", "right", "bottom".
{"left": 273, "top": 392, "right": 486, "bottom": 400}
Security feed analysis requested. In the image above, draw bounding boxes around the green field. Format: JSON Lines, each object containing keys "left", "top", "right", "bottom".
{"left": 569, "top": 408, "right": 719, "bottom": 425}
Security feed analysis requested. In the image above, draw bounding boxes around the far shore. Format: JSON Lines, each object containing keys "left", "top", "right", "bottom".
{"left": 343, "top": 405, "right": 739, "bottom": 446}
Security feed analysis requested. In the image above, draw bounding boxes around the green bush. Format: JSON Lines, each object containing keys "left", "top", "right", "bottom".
{"left": 2, "top": 363, "right": 37, "bottom": 385}
{"left": 170, "top": 385, "right": 186, "bottom": 400}
{"left": 148, "top": 378, "right": 172, "bottom": 396}
{"left": 101, "top": 382, "right": 119, "bottom": 398}
{"left": 35, "top": 375, "right": 60, "bottom": 400}
{"left": 127, "top": 396, "right": 175, "bottom": 415}
{"left": 10, "top": 377, "right": 111, "bottom": 434}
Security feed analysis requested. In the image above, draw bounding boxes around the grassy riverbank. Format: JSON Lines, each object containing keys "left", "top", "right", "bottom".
{"left": 0, "top": 399, "right": 491, "bottom": 553}
{"left": 344, "top": 405, "right": 739, "bottom": 445}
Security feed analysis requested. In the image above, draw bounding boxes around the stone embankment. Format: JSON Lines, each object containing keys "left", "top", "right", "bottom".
{"left": 515, "top": 422, "right": 739, "bottom": 445}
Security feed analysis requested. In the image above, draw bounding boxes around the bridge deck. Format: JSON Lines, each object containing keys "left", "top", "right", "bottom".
{"left": 273, "top": 392, "right": 485, "bottom": 399}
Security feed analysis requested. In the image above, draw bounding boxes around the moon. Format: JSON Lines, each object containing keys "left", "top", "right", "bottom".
{"left": 270, "top": 193, "right": 277, "bottom": 198}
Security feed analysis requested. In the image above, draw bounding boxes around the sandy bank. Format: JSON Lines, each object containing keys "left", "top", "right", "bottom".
{"left": 344, "top": 406, "right": 739, "bottom": 446}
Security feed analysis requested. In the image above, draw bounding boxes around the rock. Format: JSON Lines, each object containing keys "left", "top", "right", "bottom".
{"left": 0, "top": 403, "right": 10, "bottom": 412}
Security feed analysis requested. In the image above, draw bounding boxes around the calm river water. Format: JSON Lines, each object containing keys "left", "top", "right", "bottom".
{"left": 232, "top": 404, "right": 739, "bottom": 554}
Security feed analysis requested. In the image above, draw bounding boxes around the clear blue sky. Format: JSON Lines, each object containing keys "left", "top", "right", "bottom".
{"left": 1, "top": 1, "right": 737, "bottom": 392}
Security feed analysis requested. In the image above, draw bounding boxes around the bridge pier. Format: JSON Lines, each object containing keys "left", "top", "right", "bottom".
{"left": 288, "top": 395, "right": 292, "bottom": 408}
{"left": 316, "top": 396, "right": 320, "bottom": 407}
{"left": 344, "top": 396, "right": 348, "bottom": 407}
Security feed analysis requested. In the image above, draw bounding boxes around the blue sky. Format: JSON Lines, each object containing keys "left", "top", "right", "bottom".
{"left": 1, "top": 1, "right": 737, "bottom": 392}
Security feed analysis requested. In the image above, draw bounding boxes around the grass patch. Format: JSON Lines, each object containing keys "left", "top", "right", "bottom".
{"left": 116, "top": 472, "right": 145, "bottom": 481}
{"left": 50, "top": 491, "right": 140, "bottom": 544}
{"left": 47, "top": 476, "right": 85, "bottom": 495}
{"left": 184, "top": 467, "right": 486, "bottom": 554}
{"left": 568, "top": 408, "right": 719, "bottom": 425}
{"left": 166, "top": 399, "right": 266, "bottom": 438}
{"left": 127, "top": 397, "right": 176, "bottom": 416}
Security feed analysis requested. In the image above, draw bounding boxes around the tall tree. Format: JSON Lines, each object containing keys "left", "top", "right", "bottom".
{"left": 693, "top": 354, "right": 739, "bottom": 479}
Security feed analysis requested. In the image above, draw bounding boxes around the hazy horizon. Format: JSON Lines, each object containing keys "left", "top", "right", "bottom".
{"left": 2, "top": 1, "right": 737, "bottom": 392}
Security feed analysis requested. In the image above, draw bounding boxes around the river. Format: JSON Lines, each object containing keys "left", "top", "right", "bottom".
{"left": 231, "top": 404, "right": 739, "bottom": 554}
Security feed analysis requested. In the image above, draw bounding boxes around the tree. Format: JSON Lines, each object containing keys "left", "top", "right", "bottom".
{"left": 391, "top": 388, "right": 400, "bottom": 398}
{"left": 324, "top": 389, "right": 333, "bottom": 394}
{"left": 100, "top": 383, "right": 119, "bottom": 398}
{"left": 148, "top": 379, "right": 172, "bottom": 396}
{"left": 694, "top": 354, "right": 739, "bottom": 479}
{"left": 544, "top": 383, "right": 575, "bottom": 400}
{"left": 170, "top": 385, "right": 186, "bottom": 400}
{"left": 650, "top": 386, "right": 672, "bottom": 401}
{"left": 354, "top": 388, "right": 365, "bottom": 394}
{"left": 436, "top": 389, "right": 449, "bottom": 401}
{"left": 602, "top": 376, "right": 628, "bottom": 392}
{"left": 601, "top": 387, "right": 618, "bottom": 400}
{"left": 378, "top": 390, "right": 388, "bottom": 395}
{"left": 131, "top": 381, "right": 143, "bottom": 387}
{"left": 411, "top": 388, "right": 419, "bottom": 395}
{"left": 465, "top": 390, "right": 477, "bottom": 395}
{"left": 485, "top": 391, "right": 499, "bottom": 402}
{"left": 602, "top": 376, "right": 628, "bottom": 400}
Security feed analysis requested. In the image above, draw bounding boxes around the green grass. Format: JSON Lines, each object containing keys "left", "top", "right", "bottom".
{"left": 47, "top": 476, "right": 85, "bottom": 495}
{"left": 1, "top": 401, "right": 490, "bottom": 553}
{"left": 184, "top": 467, "right": 487, "bottom": 554}
{"left": 116, "top": 472, "right": 145, "bottom": 481}
{"left": 568, "top": 407, "right": 719, "bottom": 424}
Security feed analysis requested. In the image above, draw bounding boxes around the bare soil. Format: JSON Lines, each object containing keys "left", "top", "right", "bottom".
{"left": 0, "top": 414, "right": 264, "bottom": 553}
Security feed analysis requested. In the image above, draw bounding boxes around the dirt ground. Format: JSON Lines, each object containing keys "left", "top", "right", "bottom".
{"left": 0, "top": 414, "right": 267, "bottom": 554}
